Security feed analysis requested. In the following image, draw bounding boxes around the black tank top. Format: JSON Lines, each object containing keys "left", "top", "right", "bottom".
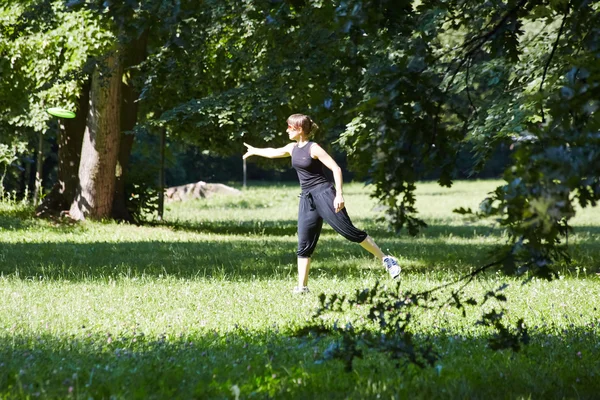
{"left": 291, "top": 142, "right": 331, "bottom": 190}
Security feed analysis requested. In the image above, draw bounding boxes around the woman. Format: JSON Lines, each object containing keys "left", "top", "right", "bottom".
{"left": 243, "top": 114, "right": 401, "bottom": 293}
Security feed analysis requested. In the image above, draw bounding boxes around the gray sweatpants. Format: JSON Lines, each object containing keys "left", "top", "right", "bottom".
{"left": 297, "top": 184, "right": 368, "bottom": 258}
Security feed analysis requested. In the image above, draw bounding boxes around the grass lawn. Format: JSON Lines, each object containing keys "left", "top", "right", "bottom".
{"left": 0, "top": 180, "right": 599, "bottom": 399}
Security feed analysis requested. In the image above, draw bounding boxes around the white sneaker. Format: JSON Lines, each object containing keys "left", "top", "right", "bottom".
{"left": 292, "top": 286, "right": 310, "bottom": 294}
{"left": 383, "top": 256, "right": 401, "bottom": 279}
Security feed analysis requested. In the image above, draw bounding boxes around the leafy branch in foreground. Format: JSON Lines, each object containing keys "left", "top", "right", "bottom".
{"left": 294, "top": 281, "right": 438, "bottom": 372}
{"left": 295, "top": 263, "right": 530, "bottom": 372}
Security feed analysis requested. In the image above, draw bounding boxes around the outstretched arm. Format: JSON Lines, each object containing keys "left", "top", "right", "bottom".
{"left": 243, "top": 142, "right": 294, "bottom": 159}
{"left": 311, "top": 144, "right": 345, "bottom": 213}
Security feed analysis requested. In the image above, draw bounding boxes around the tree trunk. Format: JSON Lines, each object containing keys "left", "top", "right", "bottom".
{"left": 111, "top": 132, "right": 134, "bottom": 221}
{"left": 36, "top": 79, "right": 89, "bottom": 217}
{"left": 33, "top": 130, "right": 43, "bottom": 206}
{"left": 111, "top": 31, "right": 148, "bottom": 222}
{"left": 69, "top": 50, "right": 122, "bottom": 220}
{"left": 158, "top": 127, "right": 165, "bottom": 220}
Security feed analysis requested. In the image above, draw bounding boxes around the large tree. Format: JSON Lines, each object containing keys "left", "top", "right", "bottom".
{"left": 0, "top": 0, "right": 115, "bottom": 216}
{"left": 2, "top": 0, "right": 189, "bottom": 220}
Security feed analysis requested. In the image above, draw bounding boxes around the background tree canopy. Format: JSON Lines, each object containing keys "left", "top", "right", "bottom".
{"left": 1, "top": 0, "right": 599, "bottom": 274}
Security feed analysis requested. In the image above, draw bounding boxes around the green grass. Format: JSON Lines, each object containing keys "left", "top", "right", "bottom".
{"left": 0, "top": 180, "right": 599, "bottom": 399}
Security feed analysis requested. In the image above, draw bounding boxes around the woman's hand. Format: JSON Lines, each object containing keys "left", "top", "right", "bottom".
{"left": 243, "top": 142, "right": 255, "bottom": 159}
{"left": 334, "top": 193, "right": 345, "bottom": 213}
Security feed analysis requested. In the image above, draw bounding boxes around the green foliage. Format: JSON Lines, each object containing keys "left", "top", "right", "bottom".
{"left": 126, "top": 182, "right": 161, "bottom": 224}
{"left": 0, "top": 140, "right": 28, "bottom": 200}
{"left": 456, "top": 55, "right": 600, "bottom": 276}
{"left": 0, "top": 1, "right": 113, "bottom": 131}
{"left": 333, "top": 0, "right": 600, "bottom": 278}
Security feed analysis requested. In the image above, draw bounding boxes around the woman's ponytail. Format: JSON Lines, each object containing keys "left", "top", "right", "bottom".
{"left": 308, "top": 118, "right": 319, "bottom": 138}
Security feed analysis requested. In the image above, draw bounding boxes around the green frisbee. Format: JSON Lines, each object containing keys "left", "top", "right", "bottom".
{"left": 47, "top": 107, "right": 76, "bottom": 119}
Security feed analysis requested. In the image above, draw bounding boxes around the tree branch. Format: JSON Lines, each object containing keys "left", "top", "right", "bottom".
{"left": 466, "top": 56, "right": 477, "bottom": 116}
{"left": 464, "top": 0, "right": 529, "bottom": 58}
{"left": 414, "top": 257, "right": 507, "bottom": 300}
{"left": 441, "top": 0, "right": 530, "bottom": 94}
{"left": 538, "top": 2, "right": 571, "bottom": 122}
{"left": 425, "top": 0, "right": 531, "bottom": 170}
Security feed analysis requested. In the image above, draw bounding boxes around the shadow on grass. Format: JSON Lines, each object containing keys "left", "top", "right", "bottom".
{"left": 0, "top": 231, "right": 506, "bottom": 281}
{"left": 1, "top": 326, "right": 599, "bottom": 399}
{"left": 156, "top": 218, "right": 300, "bottom": 237}
{"left": 157, "top": 218, "right": 508, "bottom": 240}
{"left": 3, "top": 234, "right": 599, "bottom": 281}
{"left": 158, "top": 217, "right": 600, "bottom": 241}
{"left": 2, "top": 216, "right": 600, "bottom": 280}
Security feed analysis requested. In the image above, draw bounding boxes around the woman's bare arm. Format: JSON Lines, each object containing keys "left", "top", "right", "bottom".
{"left": 243, "top": 142, "right": 294, "bottom": 159}
{"left": 311, "top": 144, "right": 345, "bottom": 213}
